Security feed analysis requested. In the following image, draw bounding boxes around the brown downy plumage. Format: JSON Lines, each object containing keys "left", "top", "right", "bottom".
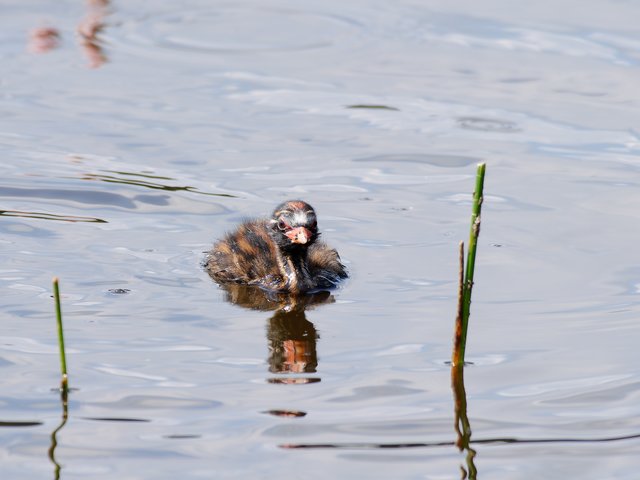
{"left": 205, "top": 200, "right": 347, "bottom": 294}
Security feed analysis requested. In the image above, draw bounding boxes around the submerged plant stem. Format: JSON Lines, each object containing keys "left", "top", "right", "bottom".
{"left": 48, "top": 387, "right": 68, "bottom": 480}
{"left": 452, "top": 365, "right": 478, "bottom": 479}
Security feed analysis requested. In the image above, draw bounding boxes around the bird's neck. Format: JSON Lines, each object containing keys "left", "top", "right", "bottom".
{"left": 278, "top": 249, "right": 313, "bottom": 293}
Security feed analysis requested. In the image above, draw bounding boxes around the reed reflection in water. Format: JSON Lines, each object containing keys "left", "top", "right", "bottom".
{"left": 79, "top": 170, "right": 236, "bottom": 197}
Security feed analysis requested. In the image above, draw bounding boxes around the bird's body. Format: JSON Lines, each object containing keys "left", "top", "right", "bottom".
{"left": 205, "top": 200, "right": 347, "bottom": 294}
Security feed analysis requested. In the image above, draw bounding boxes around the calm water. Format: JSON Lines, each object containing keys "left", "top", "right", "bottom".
{"left": 2, "top": 0, "right": 640, "bottom": 478}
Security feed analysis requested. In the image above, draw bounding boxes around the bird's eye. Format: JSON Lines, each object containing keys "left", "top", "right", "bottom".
{"left": 277, "top": 219, "right": 287, "bottom": 230}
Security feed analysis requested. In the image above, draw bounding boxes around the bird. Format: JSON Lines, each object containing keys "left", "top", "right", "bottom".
{"left": 205, "top": 200, "right": 347, "bottom": 294}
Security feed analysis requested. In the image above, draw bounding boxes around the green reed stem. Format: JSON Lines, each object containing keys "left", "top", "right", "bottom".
{"left": 52, "top": 277, "right": 68, "bottom": 391}
{"left": 454, "top": 163, "right": 486, "bottom": 366}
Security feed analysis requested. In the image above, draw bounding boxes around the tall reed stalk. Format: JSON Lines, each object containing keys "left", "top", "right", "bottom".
{"left": 52, "top": 277, "right": 68, "bottom": 392}
{"left": 452, "top": 163, "right": 486, "bottom": 366}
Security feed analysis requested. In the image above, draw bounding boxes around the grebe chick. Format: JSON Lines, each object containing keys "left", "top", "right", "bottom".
{"left": 205, "top": 200, "right": 347, "bottom": 294}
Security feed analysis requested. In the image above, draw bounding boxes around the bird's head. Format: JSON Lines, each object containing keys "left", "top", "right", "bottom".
{"left": 269, "top": 200, "right": 319, "bottom": 253}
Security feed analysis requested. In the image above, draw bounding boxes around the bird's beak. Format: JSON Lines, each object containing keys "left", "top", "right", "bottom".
{"left": 285, "top": 226, "right": 312, "bottom": 244}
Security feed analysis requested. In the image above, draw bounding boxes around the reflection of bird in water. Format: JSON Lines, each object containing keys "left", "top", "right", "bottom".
{"left": 28, "top": 0, "right": 110, "bottom": 68}
{"left": 28, "top": 27, "right": 61, "bottom": 53}
{"left": 218, "top": 283, "right": 334, "bottom": 311}
{"left": 205, "top": 200, "right": 347, "bottom": 294}
{"left": 216, "top": 283, "right": 330, "bottom": 375}
{"left": 267, "top": 305, "right": 318, "bottom": 374}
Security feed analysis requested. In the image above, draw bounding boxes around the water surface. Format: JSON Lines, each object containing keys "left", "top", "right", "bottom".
{"left": 2, "top": 0, "right": 640, "bottom": 478}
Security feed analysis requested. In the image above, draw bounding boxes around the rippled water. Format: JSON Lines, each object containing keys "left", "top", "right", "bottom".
{"left": 2, "top": 0, "right": 640, "bottom": 478}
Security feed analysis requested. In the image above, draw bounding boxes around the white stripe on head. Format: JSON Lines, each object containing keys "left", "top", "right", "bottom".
{"left": 292, "top": 210, "right": 308, "bottom": 225}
